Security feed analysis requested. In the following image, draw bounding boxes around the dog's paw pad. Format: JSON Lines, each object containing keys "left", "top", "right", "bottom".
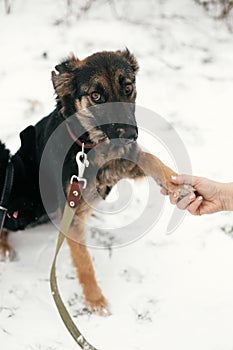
{"left": 177, "top": 184, "right": 195, "bottom": 198}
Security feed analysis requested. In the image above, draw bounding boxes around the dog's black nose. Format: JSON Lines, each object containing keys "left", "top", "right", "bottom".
{"left": 117, "top": 126, "right": 138, "bottom": 144}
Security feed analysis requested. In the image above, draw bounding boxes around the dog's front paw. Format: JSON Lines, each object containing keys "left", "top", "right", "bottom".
{"left": 0, "top": 239, "right": 15, "bottom": 262}
{"left": 162, "top": 173, "right": 194, "bottom": 199}
{"left": 172, "top": 183, "right": 194, "bottom": 200}
{"left": 177, "top": 184, "right": 195, "bottom": 200}
{"left": 86, "top": 294, "right": 111, "bottom": 316}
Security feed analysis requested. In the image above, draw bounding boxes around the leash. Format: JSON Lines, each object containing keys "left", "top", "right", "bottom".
{"left": 0, "top": 143, "right": 99, "bottom": 348}
{"left": 50, "top": 145, "right": 99, "bottom": 350}
{"left": 0, "top": 157, "right": 14, "bottom": 236}
{"left": 50, "top": 205, "right": 98, "bottom": 350}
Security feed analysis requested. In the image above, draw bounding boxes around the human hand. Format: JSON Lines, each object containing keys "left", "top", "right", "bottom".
{"left": 161, "top": 175, "right": 233, "bottom": 215}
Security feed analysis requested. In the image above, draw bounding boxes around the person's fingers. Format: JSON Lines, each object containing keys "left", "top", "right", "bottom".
{"left": 187, "top": 196, "right": 203, "bottom": 215}
{"left": 176, "top": 193, "right": 196, "bottom": 210}
{"left": 160, "top": 188, "right": 168, "bottom": 196}
{"left": 170, "top": 174, "right": 198, "bottom": 186}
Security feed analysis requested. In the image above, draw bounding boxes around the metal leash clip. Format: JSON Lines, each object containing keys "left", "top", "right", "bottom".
{"left": 70, "top": 143, "right": 89, "bottom": 189}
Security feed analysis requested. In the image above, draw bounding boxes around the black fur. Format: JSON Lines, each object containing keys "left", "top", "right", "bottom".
{"left": 0, "top": 142, "right": 10, "bottom": 192}
{"left": 3, "top": 126, "right": 45, "bottom": 230}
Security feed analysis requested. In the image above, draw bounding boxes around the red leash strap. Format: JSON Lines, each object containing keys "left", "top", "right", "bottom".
{"left": 68, "top": 180, "right": 82, "bottom": 208}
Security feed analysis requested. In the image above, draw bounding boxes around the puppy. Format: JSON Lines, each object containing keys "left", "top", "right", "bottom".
{"left": 0, "top": 50, "right": 191, "bottom": 314}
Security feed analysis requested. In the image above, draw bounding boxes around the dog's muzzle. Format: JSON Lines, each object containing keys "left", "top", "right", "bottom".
{"left": 117, "top": 124, "right": 138, "bottom": 144}
{"left": 102, "top": 123, "right": 138, "bottom": 145}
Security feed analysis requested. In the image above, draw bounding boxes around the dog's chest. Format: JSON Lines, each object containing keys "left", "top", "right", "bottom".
{"left": 95, "top": 158, "right": 135, "bottom": 187}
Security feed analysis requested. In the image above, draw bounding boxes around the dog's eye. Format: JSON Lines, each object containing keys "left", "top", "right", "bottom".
{"left": 91, "top": 91, "right": 102, "bottom": 102}
{"left": 124, "top": 84, "right": 133, "bottom": 95}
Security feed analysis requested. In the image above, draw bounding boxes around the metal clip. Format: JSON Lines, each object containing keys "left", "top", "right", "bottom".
{"left": 76, "top": 151, "right": 89, "bottom": 178}
{"left": 70, "top": 143, "right": 89, "bottom": 189}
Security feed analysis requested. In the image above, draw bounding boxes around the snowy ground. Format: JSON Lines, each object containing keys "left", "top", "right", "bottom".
{"left": 1, "top": 0, "right": 233, "bottom": 349}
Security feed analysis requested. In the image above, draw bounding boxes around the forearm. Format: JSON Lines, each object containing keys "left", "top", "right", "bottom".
{"left": 221, "top": 182, "right": 233, "bottom": 211}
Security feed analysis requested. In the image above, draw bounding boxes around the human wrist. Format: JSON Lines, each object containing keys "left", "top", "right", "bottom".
{"left": 221, "top": 183, "right": 233, "bottom": 211}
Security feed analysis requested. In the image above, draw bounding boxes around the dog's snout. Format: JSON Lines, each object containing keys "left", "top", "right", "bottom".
{"left": 102, "top": 123, "right": 138, "bottom": 144}
{"left": 117, "top": 125, "right": 138, "bottom": 144}
{"left": 116, "top": 128, "right": 125, "bottom": 137}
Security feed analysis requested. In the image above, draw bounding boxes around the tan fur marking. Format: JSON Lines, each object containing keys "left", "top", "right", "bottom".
{"left": 66, "top": 214, "right": 108, "bottom": 314}
{"left": 74, "top": 97, "right": 106, "bottom": 144}
{"left": 0, "top": 229, "right": 15, "bottom": 261}
{"left": 65, "top": 183, "right": 108, "bottom": 314}
{"left": 137, "top": 151, "right": 179, "bottom": 191}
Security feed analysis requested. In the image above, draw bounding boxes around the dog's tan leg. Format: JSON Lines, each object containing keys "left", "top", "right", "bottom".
{"left": 135, "top": 151, "right": 193, "bottom": 195}
{"left": 0, "top": 228, "right": 15, "bottom": 262}
{"left": 66, "top": 213, "right": 109, "bottom": 315}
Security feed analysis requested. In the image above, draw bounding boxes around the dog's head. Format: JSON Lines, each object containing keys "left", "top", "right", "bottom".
{"left": 52, "top": 49, "right": 139, "bottom": 146}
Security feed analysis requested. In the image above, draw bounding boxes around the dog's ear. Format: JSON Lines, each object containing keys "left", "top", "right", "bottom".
{"left": 51, "top": 54, "right": 80, "bottom": 97}
{"left": 119, "top": 48, "right": 139, "bottom": 74}
{"left": 55, "top": 54, "right": 80, "bottom": 73}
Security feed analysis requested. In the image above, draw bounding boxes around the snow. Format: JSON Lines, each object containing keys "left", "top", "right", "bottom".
{"left": 1, "top": 0, "right": 233, "bottom": 349}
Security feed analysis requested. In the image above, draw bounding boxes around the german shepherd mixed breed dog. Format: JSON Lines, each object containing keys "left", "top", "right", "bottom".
{"left": 0, "top": 50, "right": 192, "bottom": 314}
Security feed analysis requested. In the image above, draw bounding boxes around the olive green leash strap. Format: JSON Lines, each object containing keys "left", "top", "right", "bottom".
{"left": 50, "top": 147, "right": 98, "bottom": 349}
{"left": 50, "top": 203, "right": 99, "bottom": 350}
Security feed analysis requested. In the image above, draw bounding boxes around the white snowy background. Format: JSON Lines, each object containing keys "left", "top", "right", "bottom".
{"left": 1, "top": 0, "right": 233, "bottom": 349}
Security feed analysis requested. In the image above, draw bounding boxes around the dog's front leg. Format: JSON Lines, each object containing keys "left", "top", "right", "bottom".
{"left": 66, "top": 211, "right": 109, "bottom": 316}
{"left": 135, "top": 150, "right": 193, "bottom": 196}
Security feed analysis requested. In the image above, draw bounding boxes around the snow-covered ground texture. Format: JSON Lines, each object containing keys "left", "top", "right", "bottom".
{"left": 1, "top": 0, "right": 233, "bottom": 349}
